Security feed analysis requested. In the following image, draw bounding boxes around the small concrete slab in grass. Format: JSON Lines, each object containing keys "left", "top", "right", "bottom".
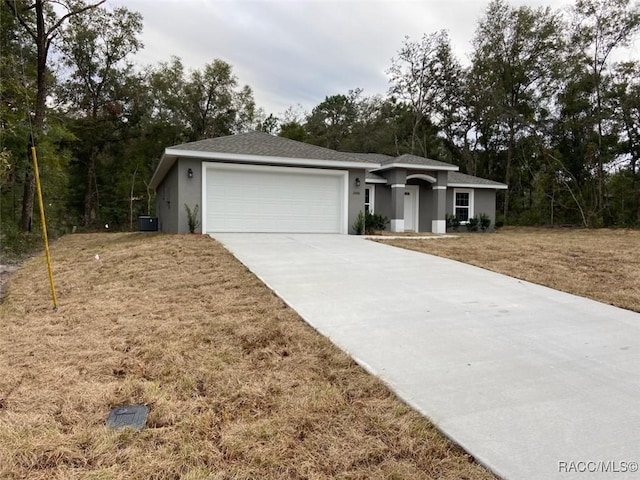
{"left": 107, "top": 405, "right": 149, "bottom": 431}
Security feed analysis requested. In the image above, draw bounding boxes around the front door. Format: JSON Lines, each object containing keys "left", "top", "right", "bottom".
{"left": 403, "top": 185, "right": 419, "bottom": 231}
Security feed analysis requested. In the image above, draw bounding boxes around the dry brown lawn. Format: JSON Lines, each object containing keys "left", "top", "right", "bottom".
{"left": 0, "top": 233, "right": 494, "bottom": 480}
{"left": 381, "top": 227, "right": 640, "bottom": 313}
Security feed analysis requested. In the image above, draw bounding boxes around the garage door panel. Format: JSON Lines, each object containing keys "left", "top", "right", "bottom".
{"left": 205, "top": 164, "right": 345, "bottom": 233}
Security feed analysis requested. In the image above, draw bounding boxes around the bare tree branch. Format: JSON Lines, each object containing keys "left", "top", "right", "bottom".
{"left": 46, "top": 0, "right": 107, "bottom": 38}
{"left": 5, "top": 0, "right": 37, "bottom": 41}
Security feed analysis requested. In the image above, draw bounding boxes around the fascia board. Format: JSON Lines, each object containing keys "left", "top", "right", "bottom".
{"left": 149, "top": 153, "right": 177, "bottom": 190}
{"left": 373, "top": 163, "right": 459, "bottom": 172}
{"left": 448, "top": 182, "right": 509, "bottom": 190}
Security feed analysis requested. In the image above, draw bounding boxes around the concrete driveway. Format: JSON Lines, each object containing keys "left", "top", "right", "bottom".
{"left": 213, "top": 233, "right": 640, "bottom": 480}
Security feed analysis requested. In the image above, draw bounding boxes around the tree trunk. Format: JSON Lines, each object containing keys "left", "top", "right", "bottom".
{"left": 20, "top": 0, "right": 48, "bottom": 232}
{"left": 20, "top": 170, "right": 35, "bottom": 231}
{"left": 503, "top": 123, "right": 514, "bottom": 223}
{"left": 82, "top": 149, "right": 97, "bottom": 226}
{"left": 129, "top": 167, "right": 137, "bottom": 230}
{"left": 594, "top": 62, "right": 606, "bottom": 225}
{"left": 410, "top": 120, "right": 418, "bottom": 154}
{"left": 636, "top": 172, "right": 640, "bottom": 224}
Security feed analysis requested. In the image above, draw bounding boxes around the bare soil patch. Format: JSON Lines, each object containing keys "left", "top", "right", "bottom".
{"left": 381, "top": 227, "right": 640, "bottom": 313}
{"left": 0, "top": 233, "right": 494, "bottom": 479}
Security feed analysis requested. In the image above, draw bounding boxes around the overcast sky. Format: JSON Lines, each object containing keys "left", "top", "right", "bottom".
{"left": 112, "top": 0, "right": 579, "bottom": 117}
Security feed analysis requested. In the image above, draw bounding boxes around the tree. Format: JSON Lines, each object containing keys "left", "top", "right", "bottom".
{"left": 146, "top": 59, "right": 255, "bottom": 143}
{"left": 1, "top": 1, "right": 35, "bottom": 227}
{"left": 607, "top": 61, "right": 640, "bottom": 224}
{"left": 305, "top": 91, "right": 360, "bottom": 150}
{"left": 6, "top": 0, "right": 106, "bottom": 231}
{"left": 609, "top": 62, "right": 640, "bottom": 175}
{"left": 338, "top": 94, "right": 408, "bottom": 155}
{"left": 58, "top": 4, "right": 143, "bottom": 226}
{"left": 182, "top": 60, "right": 237, "bottom": 141}
{"left": 469, "top": 0, "right": 562, "bottom": 222}
{"left": 387, "top": 31, "right": 462, "bottom": 157}
{"left": 232, "top": 84, "right": 256, "bottom": 133}
{"left": 350, "top": 96, "right": 446, "bottom": 157}
{"left": 256, "top": 113, "right": 279, "bottom": 134}
{"left": 571, "top": 0, "right": 640, "bottom": 222}
{"left": 145, "top": 56, "right": 189, "bottom": 147}
{"left": 278, "top": 121, "right": 306, "bottom": 141}
{"left": 278, "top": 104, "right": 307, "bottom": 141}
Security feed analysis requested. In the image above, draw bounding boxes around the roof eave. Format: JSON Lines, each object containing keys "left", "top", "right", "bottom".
{"left": 449, "top": 182, "right": 509, "bottom": 190}
{"left": 373, "top": 163, "right": 459, "bottom": 172}
{"left": 149, "top": 150, "right": 177, "bottom": 190}
{"left": 165, "top": 148, "right": 378, "bottom": 169}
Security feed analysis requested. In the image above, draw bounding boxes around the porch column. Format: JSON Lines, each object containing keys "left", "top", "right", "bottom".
{"left": 388, "top": 168, "right": 407, "bottom": 232}
{"left": 431, "top": 171, "right": 448, "bottom": 234}
{"left": 390, "top": 183, "right": 405, "bottom": 232}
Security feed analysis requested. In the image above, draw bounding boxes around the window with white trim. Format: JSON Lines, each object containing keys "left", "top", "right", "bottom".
{"left": 365, "top": 185, "right": 375, "bottom": 213}
{"left": 454, "top": 188, "right": 473, "bottom": 222}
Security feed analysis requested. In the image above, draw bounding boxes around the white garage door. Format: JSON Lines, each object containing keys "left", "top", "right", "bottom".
{"left": 204, "top": 163, "right": 347, "bottom": 233}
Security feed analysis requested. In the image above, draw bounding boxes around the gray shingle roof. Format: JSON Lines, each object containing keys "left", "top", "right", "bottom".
{"left": 348, "top": 153, "right": 394, "bottom": 164}
{"left": 382, "top": 154, "right": 457, "bottom": 169}
{"left": 169, "top": 131, "right": 371, "bottom": 163}
{"left": 448, "top": 171, "right": 508, "bottom": 188}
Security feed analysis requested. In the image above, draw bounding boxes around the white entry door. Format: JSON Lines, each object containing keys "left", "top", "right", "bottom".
{"left": 403, "top": 185, "right": 419, "bottom": 231}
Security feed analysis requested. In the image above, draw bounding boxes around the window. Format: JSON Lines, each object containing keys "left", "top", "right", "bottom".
{"left": 454, "top": 189, "right": 473, "bottom": 222}
{"left": 365, "top": 186, "right": 375, "bottom": 213}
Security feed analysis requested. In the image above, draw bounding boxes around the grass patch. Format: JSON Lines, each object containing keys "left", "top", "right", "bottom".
{"left": 0, "top": 233, "right": 494, "bottom": 479}
{"left": 381, "top": 227, "right": 640, "bottom": 313}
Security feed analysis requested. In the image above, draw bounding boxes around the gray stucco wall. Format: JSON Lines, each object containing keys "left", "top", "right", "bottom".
{"left": 156, "top": 163, "right": 180, "bottom": 233}
{"left": 384, "top": 168, "right": 407, "bottom": 185}
{"left": 179, "top": 158, "right": 203, "bottom": 233}
{"left": 372, "top": 184, "right": 392, "bottom": 222}
{"left": 348, "top": 168, "right": 366, "bottom": 234}
{"left": 155, "top": 158, "right": 202, "bottom": 233}
{"left": 445, "top": 189, "right": 455, "bottom": 217}
{"left": 446, "top": 188, "right": 498, "bottom": 231}
{"left": 474, "top": 189, "right": 497, "bottom": 228}
{"left": 417, "top": 184, "right": 433, "bottom": 232}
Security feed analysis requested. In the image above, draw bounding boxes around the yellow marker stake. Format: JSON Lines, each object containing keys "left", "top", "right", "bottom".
{"left": 31, "top": 146, "right": 58, "bottom": 309}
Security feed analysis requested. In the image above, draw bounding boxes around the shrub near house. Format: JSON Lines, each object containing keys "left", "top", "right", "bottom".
{"left": 353, "top": 211, "right": 390, "bottom": 235}
{"left": 446, "top": 213, "right": 492, "bottom": 232}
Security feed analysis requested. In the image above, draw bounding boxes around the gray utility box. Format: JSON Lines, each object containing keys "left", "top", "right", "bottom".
{"left": 138, "top": 216, "right": 158, "bottom": 232}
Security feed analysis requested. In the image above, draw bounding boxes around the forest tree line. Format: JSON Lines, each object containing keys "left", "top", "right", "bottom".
{"left": 1, "top": 0, "right": 639, "bottom": 247}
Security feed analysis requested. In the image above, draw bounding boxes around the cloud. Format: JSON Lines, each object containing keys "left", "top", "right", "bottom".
{"left": 114, "top": 0, "right": 579, "bottom": 116}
